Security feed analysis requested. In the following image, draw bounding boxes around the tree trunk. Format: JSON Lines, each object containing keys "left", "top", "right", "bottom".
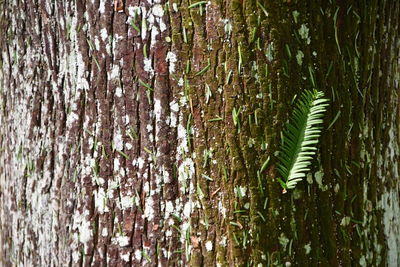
{"left": 0, "top": 0, "right": 399, "bottom": 266}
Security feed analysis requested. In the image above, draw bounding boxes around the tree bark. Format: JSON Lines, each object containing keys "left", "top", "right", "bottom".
{"left": 0, "top": 0, "right": 399, "bottom": 266}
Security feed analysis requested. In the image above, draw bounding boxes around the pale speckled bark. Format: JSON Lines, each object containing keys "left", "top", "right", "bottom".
{"left": 0, "top": 0, "right": 399, "bottom": 266}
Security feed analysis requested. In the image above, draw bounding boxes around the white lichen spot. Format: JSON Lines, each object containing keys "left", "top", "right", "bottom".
{"left": 134, "top": 249, "right": 142, "bottom": 261}
{"left": 340, "top": 216, "right": 351, "bottom": 227}
{"left": 218, "top": 200, "right": 226, "bottom": 217}
{"left": 144, "top": 197, "right": 155, "bottom": 220}
{"left": 146, "top": 124, "right": 153, "bottom": 132}
{"left": 150, "top": 26, "right": 160, "bottom": 47}
{"left": 172, "top": 3, "right": 178, "bottom": 12}
{"left": 140, "top": 7, "right": 148, "bottom": 40}
{"left": 248, "top": 138, "right": 256, "bottom": 147}
{"left": 178, "top": 78, "right": 184, "bottom": 87}
{"left": 239, "top": 186, "right": 247, "bottom": 197}
{"left": 169, "top": 100, "right": 179, "bottom": 112}
{"left": 94, "top": 36, "right": 100, "bottom": 50}
{"left": 94, "top": 188, "right": 109, "bottom": 213}
{"left": 143, "top": 181, "right": 150, "bottom": 193}
{"left": 121, "top": 253, "right": 130, "bottom": 262}
{"left": 72, "top": 251, "right": 80, "bottom": 263}
{"left": 166, "top": 52, "right": 177, "bottom": 73}
{"left": 165, "top": 229, "right": 172, "bottom": 237}
{"left": 266, "top": 42, "right": 274, "bottom": 61}
{"left": 314, "top": 171, "right": 328, "bottom": 191}
{"left": 113, "top": 132, "right": 123, "bottom": 151}
{"left": 114, "top": 34, "right": 124, "bottom": 41}
{"left": 152, "top": 4, "right": 164, "bottom": 17}
{"left": 165, "top": 201, "right": 174, "bottom": 215}
{"left": 99, "top": 0, "right": 106, "bottom": 13}
{"left": 296, "top": 50, "right": 304, "bottom": 66}
{"left": 278, "top": 233, "right": 289, "bottom": 250}
{"left": 304, "top": 243, "right": 311, "bottom": 254}
{"left": 107, "top": 180, "right": 120, "bottom": 198}
{"left": 120, "top": 195, "right": 134, "bottom": 210}
{"left": 160, "top": 23, "right": 167, "bottom": 34}
{"left": 222, "top": 19, "right": 232, "bottom": 36}
{"left": 128, "top": 6, "right": 141, "bottom": 17}
{"left": 359, "top": 255, "right": 367, "bottom": 267}
{"left": 181, "top": 222, "right": 190, "bottom": 232}
{"left": 154, "top": 99, "right": 162, "bottom": 121}
{"left": 76, "top": 52, "right": 90, "bottom": 90}
{"left": 115, "top": 87, "right": 123, "bottom": 97}
{"left": 66, "top": 112, "right": 80, "bottom": 128}
{"left": 298, "top": 24, "right": 311, "bottom": 44}
{"left": 137, "top": 157, "right": 145, "bottom": 169}
{"left": 100, "top": 28, "right": 108, "bottom": 41}
{"left": 79, "top": 218, "right": 92, "bottom": 243}
{"left": 143, "top": 58, "right": 154, "bottom": 77}
{"left": 292, "top": 10, "right": 300, "bottom": 23}
{"left": 334, "top": 183, "right": 340, "bottom": 193}
{"left": 163, "top": 170, "right": 171, "bottom": 183}
{"left": 178, "top": 158, "right": 195, "bottom": 192}
{"left": 380, "top": 188, "right": 400, "bottom": 265}
{"left": 110, "top": 65, "right": 120, "bottom": 80}
{"left": 306, "top": 172, "right": 313, "bottom": 184}
{"left": 183, "top": 201, "right": 192, "bottom": 218}
{"left": 102, "top": 227, "right": 108, "bottom": 237}
{"left": 219, "top": 236, "right": 227, "bottom": 247}
{"left": 205, "top": 241, "right": 213, "bottom": 251}
{"left": 116, "top": 235, "right": 130, "bottom": 247}
{"left": 126, "top": 143, "right": 133, "bottom": 150}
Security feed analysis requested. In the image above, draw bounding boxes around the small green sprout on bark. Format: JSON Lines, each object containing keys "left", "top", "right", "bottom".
{"left": 277, "top": 89, "right": 329, "bottom": 193}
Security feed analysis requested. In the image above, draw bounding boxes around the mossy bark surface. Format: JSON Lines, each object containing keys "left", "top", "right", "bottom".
{"left": 0, "top": 0, "right": 399, "bottom": 266}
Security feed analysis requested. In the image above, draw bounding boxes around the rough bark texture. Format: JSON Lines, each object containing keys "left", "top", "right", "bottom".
{"left": 0, "top": 0, "right": 399, "bottom": 266}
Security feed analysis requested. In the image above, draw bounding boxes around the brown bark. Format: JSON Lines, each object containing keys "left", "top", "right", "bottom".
{"left": 0, "top": 0, "right": 399, "bottom": 266}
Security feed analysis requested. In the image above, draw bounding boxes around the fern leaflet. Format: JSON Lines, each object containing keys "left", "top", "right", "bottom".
{"left": 277, "top": 89, "right": 329, "bottom": 192}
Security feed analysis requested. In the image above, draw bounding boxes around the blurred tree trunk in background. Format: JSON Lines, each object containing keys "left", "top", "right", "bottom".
{"left": 0, "top": 0, "right": 399, "bottom": 266}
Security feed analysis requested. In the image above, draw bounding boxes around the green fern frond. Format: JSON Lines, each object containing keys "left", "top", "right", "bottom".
{"left": 277, "top": 89, "right": 329, "bottom": 192}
